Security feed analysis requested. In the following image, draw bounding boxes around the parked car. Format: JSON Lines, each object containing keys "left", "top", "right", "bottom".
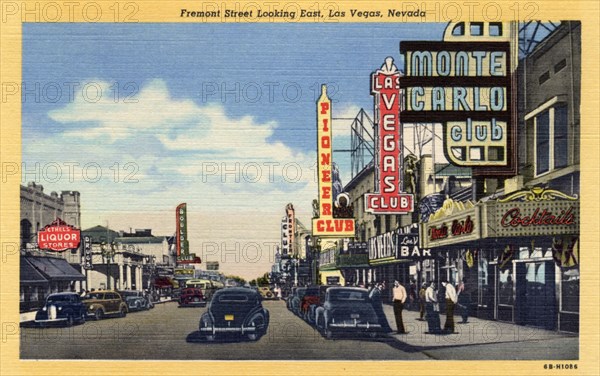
{"left": 119, "top": 290, "right": 151, "bottom": 311}
{"left": 258, "top": 286, "right": 276, "bottom": 300}
{"left": 179, "top": 287, "right": 206, "bottom": 307}
{"left": 199, "top": 287, "right": 269, "bottom": 342}
{"left": 289, "top": 287, "right": 307, "bottom": 316}
{"left": 299, "top": 286, "right": 320, "bottom": 321}
{"left": 315, "top": 287, "right": 383, "bottom": 339}
{"left": 34, "top": 292, "right": 87, "bottom": 327}
{"left": 82, "top": 290, "right": 128, "bottom": 320}
{"left": 304, "top": 285, "right": 335, "bottom": 324}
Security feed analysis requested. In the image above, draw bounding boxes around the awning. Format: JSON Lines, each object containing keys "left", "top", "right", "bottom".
{"left": 153, "top": 276, "right": 174, "bottom": 288}
{"left": 20, "top": 256, "right": 49, "bottom": 285}
{"left": 26, "top": 256, "right": 85, "bottom": 281}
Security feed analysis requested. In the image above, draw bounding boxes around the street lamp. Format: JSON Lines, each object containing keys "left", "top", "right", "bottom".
{"left": 101, "top": 241, "right": 116, "bottom": 290}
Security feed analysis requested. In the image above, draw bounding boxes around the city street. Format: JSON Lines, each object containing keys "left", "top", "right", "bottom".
{"left": 20, "top": 300, "right": 430, "bottom": 360}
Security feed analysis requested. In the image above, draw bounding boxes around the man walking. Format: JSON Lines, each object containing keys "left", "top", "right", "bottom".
{"left": 369, "top": 282, "right": 392, "bottom": 333}
{"left": 425, "top": 281, "right": 441, "bottom": 334}
{"left": 441, "top": 279, "right": 458, "bottom": 334}
{"left": 392, "top": 280, "right": 407, "bottom": 334}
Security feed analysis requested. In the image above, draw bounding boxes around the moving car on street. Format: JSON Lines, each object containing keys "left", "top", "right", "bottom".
{"left": 179, "top": 287, "right": 206, "bottom": 307}
{"left": 315, "top": 287, "right": 383, "bottom": 339}
{"left": 186, "top": 279, "right": 219, "bottom": 301}
{"left": 34, "top": 292, "right": 87, "bottom": 327}
{"left": 199, "top": 287, "right": 269, "bottom": 342}
{"left": 258, "top": 286, "right": 276, "bottom": 300}
{"left": 82, "top": 290, "right": 128, "bottom": 320}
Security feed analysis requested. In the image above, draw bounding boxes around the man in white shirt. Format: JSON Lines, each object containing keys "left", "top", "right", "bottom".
{"left": 392, "top": 281, "right": 407, "bottom": 334}
{"left": 425, "top": 281, "right": 441, "bottom": 334}
{"left": 441, "top": 279, "right": 458, "bottom": 334}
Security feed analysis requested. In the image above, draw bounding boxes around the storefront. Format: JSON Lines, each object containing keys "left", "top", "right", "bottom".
{"left": 420, "top": 188, "right": 580, "bottom": 332}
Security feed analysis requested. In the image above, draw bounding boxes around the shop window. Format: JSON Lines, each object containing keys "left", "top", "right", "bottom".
{"left": 532, "top": 102, "right": 569, "bottom": 176}
{"left": 560, "top": 267, "right": 579, "bottom": 313}
{"left": 489, "top": 23, "right": 503, "bottom": 36}
{"left": 539, "top": 71, "right": 550, "bottom": 85}
{"left": 498, "top": 268, "right": 514, "bottom": 305}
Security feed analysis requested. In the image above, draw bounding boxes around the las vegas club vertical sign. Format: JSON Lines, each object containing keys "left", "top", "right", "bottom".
{"left": 365, "top": 57, "right": 414, "bottom": 214}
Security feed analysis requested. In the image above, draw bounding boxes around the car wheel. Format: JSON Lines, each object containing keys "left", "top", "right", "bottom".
{"left": 95, "top": 309, "right": 104, "bottom": 320}
{"left": 205, "top": 334, "right": 215, "bottom": 342}
{"left": 324, "top": 328, "right": 333, "bottom": 340}
{"left": 368, "top": 332, "right": 378, "bottom": 339}
{"left": 120, "top": 307, "right": 127, "bottom": 317}
{"left": 65, "top": 314, "right": 74, "bottom": 327}
{"left": 79, "top": 312, "right": 86, "bottom": 323}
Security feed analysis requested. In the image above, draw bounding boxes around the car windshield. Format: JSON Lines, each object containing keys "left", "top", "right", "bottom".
{"left": 47, "top": 295, "right": 72, "bottom": 302}
{"left": 217, "top": 294, "right": 250, "bottom": 303}
{"left": 304, "top": 288, "right": 319, "bottom": 296}
{"left": 329, "top": 289, "right": 369, "bottom": 302}
{"left": 85, "top": 293, "right": 103, "bottom": 300}
{"left": 297, "top": 288, "right": 307, "bottom": 296}
{"left": 121, "top": 292, "right": 137, "bottom": 297}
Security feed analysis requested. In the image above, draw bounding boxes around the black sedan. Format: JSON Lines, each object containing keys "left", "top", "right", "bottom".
{"left": 34, "top": 292, "right": 87, "bottom": 327}
{"left": 199, "top": 287, "right": 269, "bottom": 341}
{"left": 315, "top": 287, "right": 383, "bottom": 339}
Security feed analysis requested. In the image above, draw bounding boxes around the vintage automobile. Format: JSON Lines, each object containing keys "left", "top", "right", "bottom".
{"left": 186, "top": 279, "right": 219, "bottom": 301}
{"left": 34, "top": 292, "right": 87, "bottom": 327}
{"left": 199, "top": 287, "right": 269, "bottom": 341}
{"left": 299, "top": 286, "right": 320, "bottom": 320}
{"left": 119, "top": 290, "right": 151, "bottom": 311}
{"left": 82, "top": 290, "right": 128, "bottom": 320}
{"left": 315, "top": 287, "right": 383, "bottom": 339}
{"left": 179, "top": 287, "right": 206, "bottom": 307}
{"left": 288, "top": 287, "right": 307, "bottom": 316}
{"left": 303, "top": 285, "right": 335, "bottom": 324}
{"left": 257, "top": 286, "right": 276, "bottom": 300}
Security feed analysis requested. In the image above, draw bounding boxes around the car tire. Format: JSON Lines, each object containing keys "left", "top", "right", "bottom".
{"left": 65, "top": 314, "right": 74, "bottom": 327}
{"left": 324, "top": 328, "right": 333, "bottom": 340}
{"left": 95, "top": 309, "right": 104, "bottom": 320}
{"left": 205, "top": 334, "right": 215, "bottom": 342}
{"left": 368, "top": 332, "right": 378, "bottom": 339}
{"left": 246, "top": 332, "right": 258, "bottom": 341}
{"left": 120, "top": 307, "right": 127, "bottom": 317}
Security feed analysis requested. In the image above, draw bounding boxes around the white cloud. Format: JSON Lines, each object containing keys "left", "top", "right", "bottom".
{"left": 25, "top": 79, "right": 323, "bottom": 279}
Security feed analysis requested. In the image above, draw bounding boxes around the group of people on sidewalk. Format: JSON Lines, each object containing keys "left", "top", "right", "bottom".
{"left": 367, "top": 279, "right": 471, "bottom": 335}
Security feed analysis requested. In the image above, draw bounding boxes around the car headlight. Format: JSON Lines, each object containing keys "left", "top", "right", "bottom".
{"left": 89, "top": 304, "right": 95, "bottom": 310}
{"left": 58, "top": 306, "right": 63, "bottom": 311}
{"left": 42, "top": 306, "right": 47, "bottom": 311}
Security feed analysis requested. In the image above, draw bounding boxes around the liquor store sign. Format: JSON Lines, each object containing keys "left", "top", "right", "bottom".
{"left": 38, "top": 218, "right": 80, "bottom": 252}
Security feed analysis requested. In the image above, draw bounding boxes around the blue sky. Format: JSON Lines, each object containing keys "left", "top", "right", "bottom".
{"left": 22, "top": 23, "right": 446, "bottom": 279}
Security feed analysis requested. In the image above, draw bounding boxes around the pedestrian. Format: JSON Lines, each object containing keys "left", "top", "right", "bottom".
{"left": 369, "top": 282, "right": 392, "bottom": 333}
{"left": 425, "top": 281, "right": 441, "bottom": 334}
{"left": 418, "top": 282, "right": 427, "bottom": 321}
{"left": 392, "top": 280, "right": 407, "bottom": 334}
{"left": 441, "top": 279, "right": 458, "bottom": 334}
{"left": 408, "top": 279, "right": 417, "bottom": 310}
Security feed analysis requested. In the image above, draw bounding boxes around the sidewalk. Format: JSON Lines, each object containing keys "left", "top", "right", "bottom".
{"left": 381, "top": 303, "right": 578, "bottom": 359}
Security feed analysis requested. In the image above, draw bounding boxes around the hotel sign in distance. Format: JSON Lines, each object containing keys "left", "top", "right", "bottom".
{"left": 312, "top": 85, "right": 355, "bottom": 237}
{"left": 365, "top": 57, "right": 414, "bottom": 214}
{"left": 400, "top": 35, "right": 515, "bottom": 175}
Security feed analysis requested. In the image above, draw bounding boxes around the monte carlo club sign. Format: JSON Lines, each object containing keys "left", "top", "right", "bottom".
{"left": 312, "top": 85, "right": 355, "bottom": 237}
{"left": 37, "top": 218, "right": 81, "bottom": 252}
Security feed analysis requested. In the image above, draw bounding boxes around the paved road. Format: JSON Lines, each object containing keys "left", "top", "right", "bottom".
{"left": 20, "top": 300, "right": 430, "bottom": 360}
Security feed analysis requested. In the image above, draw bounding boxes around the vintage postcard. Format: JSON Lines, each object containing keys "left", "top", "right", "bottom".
{"left": 1, "top": 1, "right": 598, "bottom": 375}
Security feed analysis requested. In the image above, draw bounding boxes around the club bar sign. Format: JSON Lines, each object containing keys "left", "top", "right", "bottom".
{"left": 365, "top": 57, "right": 414, "bottom": 214}
{"left": 176, "top": 203, "right": 190, "bottom": 257}
{"left": 312, "top": 85, "right": 355, "bottom": 237}
{"left": 400, "top": 40, "right": 514, "bottom": 174}
{"left": 37, "top": 218, "right": 81, "bottom": 252}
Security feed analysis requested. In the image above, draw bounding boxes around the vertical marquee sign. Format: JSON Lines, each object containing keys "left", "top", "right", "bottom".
{"left": 312, "top": 85, "right": 355, "bottom": 237}
{"left": 365, "top": 57, "right": 414, "bottom": 214}
{"left": 176, "top": 203, "right": 190, "bottom": 258}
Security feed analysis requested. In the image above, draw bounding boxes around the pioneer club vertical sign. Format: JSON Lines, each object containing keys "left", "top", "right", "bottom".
{"left": 365, "top": 57, "right": 414, "bottom": 214}
{"left": 312, "top": 85, "right": 355, "bottom": 237}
